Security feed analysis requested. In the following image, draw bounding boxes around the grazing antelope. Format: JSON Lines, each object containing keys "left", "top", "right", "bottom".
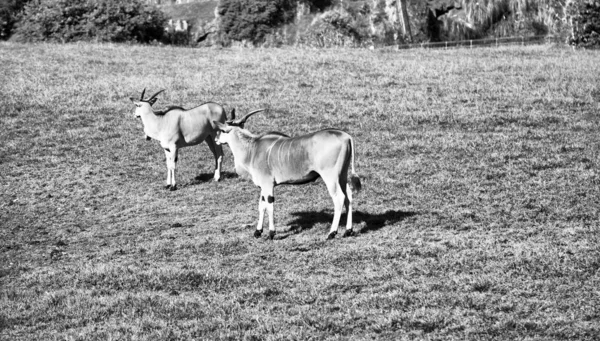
{"left": 213, "top": 111, "right": 361, "bottom": 240}
{"left": 129, "top": 88, "right": 227, "bottom": 190}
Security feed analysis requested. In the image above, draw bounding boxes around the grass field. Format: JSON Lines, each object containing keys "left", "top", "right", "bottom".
{"left": 1, "top": 42, "right": 599, "bottom": 340}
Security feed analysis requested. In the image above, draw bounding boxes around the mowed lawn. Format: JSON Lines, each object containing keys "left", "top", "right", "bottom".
{"left": 1, "top": 42, "right": 599, "bottom": 340}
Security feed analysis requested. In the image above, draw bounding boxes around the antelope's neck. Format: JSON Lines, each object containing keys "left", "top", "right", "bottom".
{"left": 140, "top": 112, "right": 163, "bottom": 140}
{"left": 228, "top": 137, "right": 249, "bottom": 166}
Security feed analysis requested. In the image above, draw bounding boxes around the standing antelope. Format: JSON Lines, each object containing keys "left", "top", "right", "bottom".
{"left": 213, "top": 110, "right": 362, "bottom": 240}
{"left": 129, "top": 88, "right": 227, "bottom": 190}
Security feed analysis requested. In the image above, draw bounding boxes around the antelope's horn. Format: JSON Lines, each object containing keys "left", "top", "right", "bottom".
{"left": 238, "top": 108, "right": 266, "bottom": 123}
{"left": 140, "top": 88, "right": 146, "bottom": 101}
{"left": 147, "top": 89, "right": 165, "bottom": 102}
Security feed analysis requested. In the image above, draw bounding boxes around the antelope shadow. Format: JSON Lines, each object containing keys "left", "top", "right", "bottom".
{"left": 181, "top": 171, "right": 238, "bottom": 187}
{"left": 286, "top": 209, "right": 417, "bottom": 235}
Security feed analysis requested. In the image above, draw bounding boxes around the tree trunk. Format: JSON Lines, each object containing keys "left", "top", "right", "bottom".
{"left": 396, "top": 0, "right": 412, "bottom": 42}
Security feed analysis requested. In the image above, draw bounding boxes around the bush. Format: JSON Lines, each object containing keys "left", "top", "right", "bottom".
{"left": 0, "top": 0, "right": 30, "bottom": 40}
{"left": 297, "top": 9, "right": 358, "bottom": 47}
{"left": 566, "top": 0, "right": 600, "bottom": 48}
{"left": 217, "top": 0, "right": 296, "bottom": 45}
{"left": 12, "top": 0, "right": 166, "bottom": 43}
{"left": 297, "top": 7, "right": 373, "bottom": 47}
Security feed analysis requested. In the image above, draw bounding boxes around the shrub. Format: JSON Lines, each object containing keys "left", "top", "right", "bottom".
{"left": 12, "top": 0, "right": 166, "bottom": 43}
{"left": 297, "top": 9, "right": 360, "bottom": 47}
{"left": 566, "top": 0, "right": 600, "bottom": 48}
{"left": 217, "top": 0, "right": 296, "bottom": 45}
{"left": 297, "top": 6, "right": 373, "bottom": 47}
{"left": 0, "top": 0, "right": 30, "bottom": 40}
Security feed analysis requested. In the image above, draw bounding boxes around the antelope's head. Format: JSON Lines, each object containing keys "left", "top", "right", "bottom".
{"left": 213, "top": 108, "right": 265, "bottom": 145}
{"left": 129, "top": 88, "right": 165, "bottom": 118}
{"left": 213, "top": 121, "right": 234, "bottom": 146}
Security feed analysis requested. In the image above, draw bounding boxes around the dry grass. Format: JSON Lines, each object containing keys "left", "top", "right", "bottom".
{"left": 1, "top": 42, "right": 599, "bottom": 340}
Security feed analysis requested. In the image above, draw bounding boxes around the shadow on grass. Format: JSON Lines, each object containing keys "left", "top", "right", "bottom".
{"left": 285, "top": 209, "right": 417, "bottom": 236}
{"left": 187, "top": 171, "right": 238, "bottom": 185}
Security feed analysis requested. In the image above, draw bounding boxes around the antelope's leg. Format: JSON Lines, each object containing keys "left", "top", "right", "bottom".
{"left": 256, "top": 186, "right": 275, "bottom": 240}
{"left": 324, "top": 177, "right": 345, "bottom": 239}
{"left": 343, "top": 183, "right": 355, "bottom": 237}
{"left": 171, "top": 148, "right": 178, "bottom": 190}
{"left": 165, "top": 147, "right": 178, "bottom": 190}
{"left": 336, "top": 173, "right": 354, "bottom": 235}
{"left": 255, "top": 192, "right": 266, "bottom": 238}
{"left": 205, "top": 136, "right": 223, "bottom": 181}
{"left": 164, "top": 149, "right": 172, "bottom": 188}
{"left": 265, "top": 190, "right": 275, "bottom": 240}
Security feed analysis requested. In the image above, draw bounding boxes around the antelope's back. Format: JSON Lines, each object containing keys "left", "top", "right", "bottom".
{"left": 178, "top": 102, "right": 227, "bottom": 142}
{"left": 267, "top": 129, "right": 351, "bottom": 184}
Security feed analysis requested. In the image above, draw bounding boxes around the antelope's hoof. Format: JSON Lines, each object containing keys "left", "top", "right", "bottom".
{"left": 254, "top": 230, "right": 262, "bottom": 238}
{"left": 343, "top": 230, "right": 355, "bottom": 238}
{"left": 145, "top": 136, "right": 151, "bottom": 141}
{"left": 327, "top": 231, "right": 337, "bottom": 240}
{"left": 169, "top": 185, "right": 177, "bottom": 191}
{"left": 164, "top": 185, "right": 171, "bottom": 190}
{"left": 268, "top": 230, "right": 276, "bottom": 240}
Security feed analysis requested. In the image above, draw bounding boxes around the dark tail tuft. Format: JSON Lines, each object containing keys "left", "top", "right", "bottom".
{"left": 350, "top": 173, "right": 362, "bottom": 193}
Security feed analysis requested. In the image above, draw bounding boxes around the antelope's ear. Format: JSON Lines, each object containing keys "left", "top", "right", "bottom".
{"left": 148, "top": 98, "right": 158, "bottom": 106}
{"left": 213, "top": 121, "right": 232, "bottom": 132}
{"left": 129, "top": 97, "right": 137, "bottom": 104}
{"left": 230, "top": 108, "right": 236, "bottom": 120}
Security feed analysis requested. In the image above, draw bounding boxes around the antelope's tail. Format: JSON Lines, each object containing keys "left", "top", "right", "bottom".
{"left": 349, "top": 136, "right": 362, "bottom": 193}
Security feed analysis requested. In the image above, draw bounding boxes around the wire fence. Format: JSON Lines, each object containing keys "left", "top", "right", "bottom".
{"left": 397, "top": 35, "right": 552, "bottom": 50}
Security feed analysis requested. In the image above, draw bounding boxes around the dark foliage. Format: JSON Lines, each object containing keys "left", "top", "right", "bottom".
{"left": 427, "top": 0, "right": 468, "bottom": 42}
{"left": 217, "top": 0, "right": 296, "bottom": 45}
{"left": 0, "top": 0, "right": 30, "bottom": 40}
{"left": 567, "top": 0, "right": 600, "bottom": 48}
{"left": 301, "top": 0, "right": 335, "bottom": 12}
{"left": 12, "top": 0, "right": 166, "bottom": 43}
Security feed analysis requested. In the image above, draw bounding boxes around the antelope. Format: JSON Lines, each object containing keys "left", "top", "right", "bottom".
{"left": 129, "top": 88, "right": 227, "bottom": 190}
{"left": 213, "top": 111, "right": 362, "bottom": 240}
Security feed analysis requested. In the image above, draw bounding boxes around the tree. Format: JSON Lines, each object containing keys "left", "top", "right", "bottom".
{"left": 218, "top": 0, "right": 296, "bottom": 45}
{"left": 397, "top": 0, "right": 412, "bottom": 42}
{"left": 567, "top": 0, "right": 600, "bottom": 48}
{"left": 0, "top": 0, "right": 31, "bottom": 39}
{"left": 12, "top": 0, "right": 166, "bottom": 43}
